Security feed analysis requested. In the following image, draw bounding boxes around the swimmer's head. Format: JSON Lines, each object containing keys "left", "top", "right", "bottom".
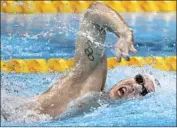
{"left": 107, "top": 74, "right": 156, "bottom": 100}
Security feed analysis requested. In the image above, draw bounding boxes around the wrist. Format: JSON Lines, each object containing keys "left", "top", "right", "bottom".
{"left": 119, "top": 28, "right": 133, "bottom": 43}
{"left": 125, "top": 29, "right": 133, "bottom": 42}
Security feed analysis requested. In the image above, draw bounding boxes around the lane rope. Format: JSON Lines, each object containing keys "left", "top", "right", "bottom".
{"left": 1, "top": 1, "right": 176, "bottom": 13}
{"left": 1, "top": 56, "right": 176, "bottom": 73}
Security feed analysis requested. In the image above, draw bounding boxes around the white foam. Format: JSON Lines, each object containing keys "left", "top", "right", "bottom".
{"left": 1, "top": 65, "right": 176, "bottom": 124}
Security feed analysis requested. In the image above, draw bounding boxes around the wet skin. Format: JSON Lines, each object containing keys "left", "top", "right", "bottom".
{"left": 35, "top": 2, "right": 156, "bottom": 118}
{"left": 107, "top": 74, "right": 155, "bottom": 100}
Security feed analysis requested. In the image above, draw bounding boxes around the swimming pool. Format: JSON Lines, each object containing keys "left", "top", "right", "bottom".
{"left": 1, "top": 12, "right": 176, "bottom": 126}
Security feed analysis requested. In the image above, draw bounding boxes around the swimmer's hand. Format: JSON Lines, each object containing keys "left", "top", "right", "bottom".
{"left": 115, "top": 36, "right": 137, "bottom": 62}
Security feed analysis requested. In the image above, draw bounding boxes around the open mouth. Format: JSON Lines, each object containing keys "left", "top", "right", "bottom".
{"left": 117, "top": 87, "right": 127, "bottom": 96}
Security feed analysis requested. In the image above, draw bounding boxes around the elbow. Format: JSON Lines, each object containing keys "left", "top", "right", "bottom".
{"left": 88, "top": 2, "right": 104, "bottom": 9}
{"left": 84, "top": 3, "right": 102, "bottom": 24}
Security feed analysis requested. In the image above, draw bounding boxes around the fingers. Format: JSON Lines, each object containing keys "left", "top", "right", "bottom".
{"left": 116, "top": 52, "right": 130, "bottom": 62}
{"left": 123, "top": 55, "right": 130, "bottom": 61}
{"left": 121, "top": 47, "right": 130, "bottom": 61}
{"left": 116, "top": 48, "right": 130, "bottom": 62}
{"left": 130, "top": 44, "right": 137, "bottom": 53}
{"left": 116, "top": 49, "right": 122, "bottom": 62}
{"left": 117, "top": 57, "right": 121, "bottom": 62}
{"left": 115, "top": 42, "right": 137, "bottom": 62}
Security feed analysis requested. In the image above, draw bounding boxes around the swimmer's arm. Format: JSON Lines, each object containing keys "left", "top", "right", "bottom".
{"left": 86, "top": 2, "right": 132, "bottom": 40}
{"left": 86, "top": 2, "right": 137, "bottom": 60}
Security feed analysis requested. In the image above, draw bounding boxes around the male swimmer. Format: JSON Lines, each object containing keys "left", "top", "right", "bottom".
{"left": 34, "top": 2, "right": 156, "bottom": 118}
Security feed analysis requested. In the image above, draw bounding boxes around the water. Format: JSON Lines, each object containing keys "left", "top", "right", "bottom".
{"left": 1, "top": 12, "right": 176, "bottom": 126}
{"left": 1, "top": 66, "right": 176, "bottom": 126}
{"left": 1, "top": 13, "right": 176, "bottom": 60}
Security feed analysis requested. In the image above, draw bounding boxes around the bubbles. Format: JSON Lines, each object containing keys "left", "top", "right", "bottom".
{"left": 1, "top": 65, "right": 176, "bottom": 126}
{"left": 1, "top": 73, "right": 61, "bottom": 125}
{"left": 1, "top": 12, "right": 176, "bottom": 126}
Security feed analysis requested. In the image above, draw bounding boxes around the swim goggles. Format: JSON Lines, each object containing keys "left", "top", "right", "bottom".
{"left": 135, "top": 74, "right": 149, "bottom": 96}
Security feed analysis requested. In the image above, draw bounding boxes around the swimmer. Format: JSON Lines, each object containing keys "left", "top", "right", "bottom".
{"left": 35, "top": 2, "right": 156, "bottom": 118}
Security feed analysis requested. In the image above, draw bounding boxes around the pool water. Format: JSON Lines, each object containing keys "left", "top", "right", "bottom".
{"left": 1, "top": 67, "right": 176, "bottom": 126}
{"left": 1, "top": 12, "right": 176, "bottom": 126}
{"left": 1, "top": 13, "right": 176, "bottom": 60}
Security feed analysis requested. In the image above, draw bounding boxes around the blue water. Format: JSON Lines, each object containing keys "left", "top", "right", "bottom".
{"left": 1, "top": 13, "right": 176, "bottom": 126}
{"left": 1, "top": 13, "right": 176, "bottom": 60}
{"left": 1, "top": 67, "right": 176, "bottom": 126}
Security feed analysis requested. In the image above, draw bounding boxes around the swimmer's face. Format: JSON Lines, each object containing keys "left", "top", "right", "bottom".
{"left": 108, "top": 74, "right": 155, "bottom": 100}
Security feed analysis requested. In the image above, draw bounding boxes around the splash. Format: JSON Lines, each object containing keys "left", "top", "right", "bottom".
{"left": 1, "top": 89, "right": 52, "bottom": 124}
{"left": 1, "top": 65, "right": 176, "bottom": 126}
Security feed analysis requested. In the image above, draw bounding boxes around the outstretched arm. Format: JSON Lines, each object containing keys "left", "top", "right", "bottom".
{"left": 85, "top": 2, "right": 137, "bottom": 61}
